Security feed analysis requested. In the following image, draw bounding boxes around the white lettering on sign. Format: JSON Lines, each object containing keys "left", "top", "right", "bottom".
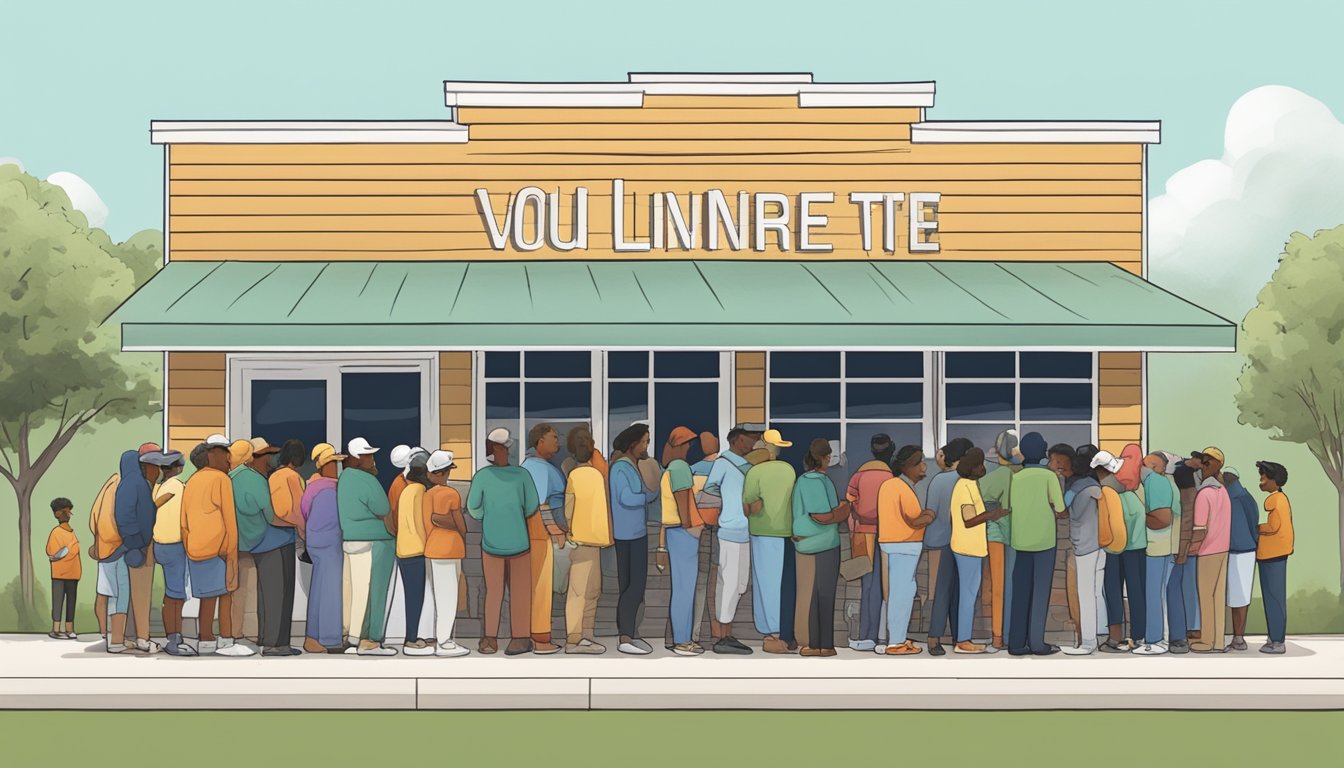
{"left": 475, "top": 181, "right": 942, "bottom": 254}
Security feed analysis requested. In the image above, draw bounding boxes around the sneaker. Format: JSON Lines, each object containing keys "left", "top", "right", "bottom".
{"left": 1032, "top": 645, "right": 1061, "bottom": 656}
{"left": 618, "top": 640, "right": 652, "bottom": 655}
{"left": 134, "top": 639, "right": 162, "bottom": 655}
{"left": 477, "top": 637, "right": 498, "bottom": 655}
{"left": 1132, "top": 643, "right": 1168, "bottom": 656}
{"left": 402, "top": 640, "right": 435, "bottom": 657}
{"left": 874, "top": 645, "right": 888, "bottom": 654}
{"left": 504, "top": 639, "right": 532, "bottom": 656}
{"left": 762, "top": 635, "right": 791, "bottom": 654}
{"left": 105, "top": 641, "right": 129, "bottom": 654}
{"left": 1190, "top": 644, "right": 1226, "bottom": 654}
{"left": 954, "top": 641, "right": 986, "bottom": 654}
{"left": 818, "top": 648, "right": 838, "bottom": 657}
{"left": 532, "top": 641, "right": 562, "bottom": 655}
{"left": 356, "top": 642, "right": 396, "bottom": 656}
{"left": 1061, "top": 645, "right": 1096, "bottom": 656}
{"left": 1098, "top": 640, "right": 1129, "bottom": 653}
{"left": 1260, "top": 641, "right": 1285, "bottom": 654}
{"left": 884, "top": 641, "right": 922, "bottom": 656}
{"left": 216, "top": 641, "right": 256, "bottom": 657}
{"left": 982, "top": 643, "right": 1001, "bottom": 654}
{"left": 672, "top": 642, "right": 704, "bottom": 657}
{"left": 848, "top": 639, "right": 877, "bottom": 652}
{"left": 62, "top": 632, "right": 79, "bottom": 640}
{"left": 927, "top": 642, "right": 947, "bottom": 657}
{"left": 436, "top": 641, "right": 471, "bottom": 658}
{"left": 1230, "top": 637, "right": 1249, "bottom": 652}
{"left": 631, "top": 638, "right": 653, "bottom": 654}
{"left": 262, "top": 646, "right": 301, "bottom": 657}
{"left": 48, "top": 631, "right": 63, "bottom": 640}
{"left": 1168, "top": 640, "right": 1191, "bottom": 654}
{"left": 565, "top": 640, "right": 606, "bottom": 655}
{"left": 799, "top": 646, "right": 822, "bottom": 657}
{"left": 713, "top": 636, "right": 753, "bottom": 655}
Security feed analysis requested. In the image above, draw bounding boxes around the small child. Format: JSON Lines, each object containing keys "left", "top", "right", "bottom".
{"left": 1255, "top": 461, "right": 1293, "bottom": 655}
{"left": 46, "top": 497, "right": 82, "bottom": 639}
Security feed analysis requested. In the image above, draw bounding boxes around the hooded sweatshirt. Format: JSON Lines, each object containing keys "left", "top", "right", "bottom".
{"left": 112, "top": 450, "right": 155, "bottom": 565}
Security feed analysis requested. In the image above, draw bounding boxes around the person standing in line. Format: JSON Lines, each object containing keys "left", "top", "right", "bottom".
{"left": 46, "top": 498, "right": 81, "bottom": 640}
{"left": 742, "top": 429, "right": 798, "bottom": 654}
{"left": 468, "top": 428, "right": 539, "bottom": 656}
{"left": 88, "top": 471, "right": 121, "bottom": 643}
{"left": 949, "top": 448, "right": 1003, "bottom": 654}
{"left": 1165, "top": 454, "right": 1201, "bottom": 654}
{"left": 1223, "top": 466, "right": 1261, "bottom": 652}
{"left": 661, "top": 426, "right": 706, "bottom": 657}
{"left": 1191, "top": 447, "right": 1231, "bottom": 653}
{"left": 688, "top": 431, "right": 720, "bottom": 646}
{"left": 1255, "top": 461, "right": 1293, "bottom": 655}
{"left": 704, "top": 424, "right": 761, "bottom": 655}
{"left": 225, "top": 439, "right": 261, "bottom": 649}
{"left": 182, "top": 435, "right": 249, "bottom": 656}
{"left": 396, "top": 452, "right": 437, "bottom": 656}
{"left": 1093, "top": 448, "right": 1146, "bottom": 652}
{"left": 384, "top": 444, "right": 430, "bottom": 650}
{"left": 563, "top": 434, "right": 611, "bottom": 655}
{"left": 233, "top": 437, "right": 299, "bottom": 656}
{"left": 339, "top": 437, "right": 396, "bottom": 656}
{"left": 115, "top": 445, "right": 166, "bottom": 654}
{"left": 922, "top": 437, "right": 973, "bottom": 656}
{"left": 791, "top": 439, "right": 849, "bottom": 657}
{"left": 1007, "top": 432, "right": 1066, "bottom": 656}
{"left": 422, "top": 450, "right": 470, "bottom": 657}
{"left": 1061, "top": 445, "right": 1105, "bottom": 655}
{"left": 521, "top": 424, "right": 567, "bottom": 655}
{"left": 300, "top": 443, "right": 346, "bottom": 654}
{"left": 1134, "top": 451, "right": 1177, "bottom": 655}
{"left": 978, "top": 430, "right": 1022, "bottom": 652}
{"left": 878, "top": 445, "right": 936, "bottom": 655}
{"left": 845, "top": 433, "right": 894, "bottom": 652}
{"left": 608, "top": 423, "right": 659, "bottom": 655}
{"left": 151, "top": 450, "right": 194, "bottom": 655}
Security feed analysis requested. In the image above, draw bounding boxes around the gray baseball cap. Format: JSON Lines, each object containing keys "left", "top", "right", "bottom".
{"left": 734, "top": 422, "right": 767, "bottom": 434}
{"left": 993, "top": 429, "right": 1019, "bottom": 462}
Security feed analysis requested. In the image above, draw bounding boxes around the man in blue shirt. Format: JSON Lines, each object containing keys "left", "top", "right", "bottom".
{"left": 703, "top": 423, "right": 762, "bottom": 654}
{"left": 609, "top": 423, "right": 659, "bottom": 655}
{"left": 924, "top": 437, "right": 972, "bottom": 656}
{"left": 1223, "top": 467, "right": 1261, "bottom": 652}
{"left": 520, "top": 424, "right": 567, "bottom": 654}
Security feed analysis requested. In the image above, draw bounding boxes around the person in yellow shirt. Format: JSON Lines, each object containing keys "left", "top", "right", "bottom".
{"left": 423, "top": 450, "right": 470, "bottom": 657}
{"left": 1255, "top": 460, "right": 1293, "bottom": 655}
{"left": 877, "top": 445, "right": 935, "bottom": 655}
{"left": 151, "top": 452, "right": 194, "bottom": 656}
{"left": 397, "top": 452, "right": 436, "bottom": 655}
{"left": 564, "top": 431, "right": 612, "bottom": 654}
{"left": 948, "top": 448, "right": 1007, "bottom": 654}
{"left": 46, "top": 498, "right": 81, "bottom": 640}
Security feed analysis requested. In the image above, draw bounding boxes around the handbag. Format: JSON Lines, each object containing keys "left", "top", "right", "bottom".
{"left": 840, "top": 554, "right": 873, "bottom": 582}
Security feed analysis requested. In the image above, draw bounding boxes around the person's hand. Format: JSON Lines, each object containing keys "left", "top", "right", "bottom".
{"left": 551, "top": 533, "right": 567, "bottom": 549}
{"left": 656, "top": 549, "right": 669, "bottom": 572}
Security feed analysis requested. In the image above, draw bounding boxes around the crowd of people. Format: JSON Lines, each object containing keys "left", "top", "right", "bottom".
{"left": 46, "top": 421, "right": 1295, "bottom": 658}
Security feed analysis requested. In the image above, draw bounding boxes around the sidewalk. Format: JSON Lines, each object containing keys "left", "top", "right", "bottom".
{"left": 2, "top": 634, "right": 1340, "bottom": 710}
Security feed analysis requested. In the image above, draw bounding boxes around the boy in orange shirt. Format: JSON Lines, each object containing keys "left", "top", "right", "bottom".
{"left": 47, "top": 498, "right": 82, "bottom": 640}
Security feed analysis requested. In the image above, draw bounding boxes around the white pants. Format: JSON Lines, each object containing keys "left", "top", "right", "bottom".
{"left": 1074, "top": 549, "right": 1106, "bottom": 648}
{"left": 1227, "top": 551, "right": 1256, "bottom": 608}
{"left": 714, "top": 538, "right": 751, "bottom": 624}
{"left": 343, "top": 542, "right": 372, "bottom": 643}
{"left": 427, "top": 559, "right": 461, "bottom": 644}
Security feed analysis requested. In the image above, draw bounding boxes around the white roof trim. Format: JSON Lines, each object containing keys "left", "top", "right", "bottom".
{"left": 912, "top": 121, "right": 1161, "bottom": 144}
{"left": 150, "top": 121, "right": 469, "bottom": 144}
{"left": 444, "top": 77, "right": 936, "bottom": 108}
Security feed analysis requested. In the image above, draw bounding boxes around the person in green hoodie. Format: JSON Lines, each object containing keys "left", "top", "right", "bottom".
{"left": 339, "top": 437, "right": 396, "bottom": 656}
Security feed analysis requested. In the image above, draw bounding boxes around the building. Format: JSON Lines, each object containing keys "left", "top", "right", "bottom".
{"left": 111, "top": 72, "right": 1234, "bottom": 642}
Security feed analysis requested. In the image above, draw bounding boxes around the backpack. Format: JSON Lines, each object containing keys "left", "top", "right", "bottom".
{"left": 1098, "top": 484, "right": 1128, "bottom": 554}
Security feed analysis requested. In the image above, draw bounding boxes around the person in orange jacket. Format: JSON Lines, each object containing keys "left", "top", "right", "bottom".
{"left": 46, "top": 498, "right": 81, "bottom": 640}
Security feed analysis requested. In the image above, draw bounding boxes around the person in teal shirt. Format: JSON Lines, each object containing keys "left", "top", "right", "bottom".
{"left": 791, "top": 439, "right": 849, "bottom": 656}
{"left": 338, "top": 437, "right": 395, "bottom": 656}
{"left": 467, "top": 429, "right": 539, "bottom": 656}
{"left": 230, "top": 438, "right": 297, "bottom": 656}
{"left": 742, "top": 430, "right": 797, "bottom": 653}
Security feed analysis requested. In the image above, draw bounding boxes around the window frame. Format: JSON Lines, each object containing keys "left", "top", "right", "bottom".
{"left": 937, "top": 351, "right": 1098, "bottom": 448}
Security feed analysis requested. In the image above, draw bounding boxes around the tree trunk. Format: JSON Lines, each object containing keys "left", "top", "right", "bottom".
{"left": 1338, "top": 486, "right": 1344, "bottom": 596}
{"left": 16, "top": 480, "right": 35, "bottom": 616}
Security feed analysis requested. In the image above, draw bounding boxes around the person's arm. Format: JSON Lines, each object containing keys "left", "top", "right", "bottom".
{"left": 523, "top": 476, "right": 540, "bottom": 520}
{"left": 563, "top": 478, "right": 577, "bottom": 532}
{"left": 1146, "top": 506, "right": 1173, "bottom": 530}
{"left": 1259, "top": 498, "right": 1281, "bottom": 535}
{"left": 961, "top": 502, "right": 996, "bottom": 528}
{"left": 742, "top": 470, "right": 763, "bottom": 516}
{"left": 613, "top": 466, "right": 647, "bottom": 509}
{"left": 219, "top": 477, "right": 239, "bottom": 591}
{"left": 369, "top": 477, "right": 391, "bottom": 520}
{"left": 811, "top": 478, "right": 849, "bottom": 524}
{"left": 1189, "top": 491, "right": 1209, "bottom": 552}
{"left": 46, "top": 531, "right": 66, "bottom": 561}
{"left": 1175, "top": 488, "right": 1195, "bottom": 563}
{"left": 466, "top": 478, "right": 486, "bottom": 521}
{"left": 1048, "top": 475, "right": 1067, "bottom": 518}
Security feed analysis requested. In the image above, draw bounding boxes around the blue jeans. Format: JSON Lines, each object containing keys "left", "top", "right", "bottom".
{"left": 750, "top": 535, "right": 784, "bottom": 635}
{"left": 881, "top": 542, "right": 922, "bottom": 645}
{"left": 927, "top": 546, "right": 960, "bottom": 641}
{"left": 306, "top": 543, "right": 343, "bottom": 648}
{"left": 1001, "top": 544, "right": 1017, "bottom": 643}
{"left": 1145, "top": 554, "right": 1173, "bottom": 644}
{"left": 780, "top": 538, "right": 797, "bottom": 646}
{"left": 953, "top": 553, "right": 984, "bottom": 643}
{"left": 856, "top": 541, "right": 883, "bottom": 643}
{"left": 1103, "top": 549, "right": 1147, "bottom": 642}
{"left": 1009, "top": 547, "right": 1055, "bottom": 653}
{"left": 397, "top": 555, "right": 426, "bottom": 642}
{"left": 1258, "top": 556, "right": 1288, "bottom": 643}
{"left": 666, "top": 527, "right": 699, "bottom": 644}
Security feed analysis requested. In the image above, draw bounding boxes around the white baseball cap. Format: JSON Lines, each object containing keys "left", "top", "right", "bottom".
{"left": 427, "top": 450, "right": 457, "bottom": 473}
{"left": 1089, "top": 450, "right": 1124, "bottom": 473}
{"left": 204, "top": 433, "right": 230, "bottom": 448}
{"left": 389, "top": 444, "right": 414, "bottom": 469}
{"left": 827, "top": 439, "right": 842, "bottom": 468}
{"left": 487, "top": 427, "right": 515, "bottom": 448}
{"left": 347, "top": 437, "right": 379, "bottom": 457}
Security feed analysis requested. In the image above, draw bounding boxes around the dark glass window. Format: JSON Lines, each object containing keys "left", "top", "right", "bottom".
{"left": 484, "top": 351, "right": 520, "bottom": 379}
{"left": 769, "top": 382, "right": 841, "bottom": 419}
{"left": 944, "top": 383, "right": 1015, "bottom": 422}
{"left": 484, "top": 382, "right": 520, "bottom": 421}
{"left": 250, "top": 380, "right": 327, "bottom": 475}
{"left": 607, "top": 351, "right": 649, "bottom": 379}
{"left": 654, "top": 382, "right": 719, "bottom": 465}
{"left": 769, "top": 351, "right": 841, "bottom": 379}
{"left": 1020, "top": 383, "right": 1093, "bottom": 421}
{"left": 524, "top": 381, "right": 591, "bottom": 420}
{"left": 524, "top": 351, "right": 591, "bottom": 379}
{"left": 342, "top": 372, "right": 422, "bottom": 491}
{"left": 845, "top": 352, "right": 923, "bottom": 379}
{"left": 845, "top": 383, "right": 922, "bottom": 420}
{"left": 944, "top": 352, "right": 1015, "bottom": 379}
{"left": 654, "top": 351, "right": 720, "bottom": 379}
{"left": 769, "top": 421, "right": 840, "bottom": 474}
{"left": 1020, "top": 352, "right": 1093, "bottom": 380}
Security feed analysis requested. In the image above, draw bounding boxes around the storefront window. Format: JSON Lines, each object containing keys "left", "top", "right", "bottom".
{"left": 942, "top": 351, "right": 1095, "bottom": 457}
{"left": 607, "top": 352, "right": 721, "bottom": 464}
{"left": 484, "top": 351, "right": 593, "bottom": 468}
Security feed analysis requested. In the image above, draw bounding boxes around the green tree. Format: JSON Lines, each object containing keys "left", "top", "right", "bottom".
{"left": 0, "top": 164, "right": 162, "bottom": 623}
{"left": 1236, "top": 224, "right": 1344, "bottom": 592}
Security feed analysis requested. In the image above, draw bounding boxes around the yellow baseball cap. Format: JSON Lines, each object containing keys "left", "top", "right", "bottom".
{"left": 311, "top": 442, "right": 347, "bottom": 468}
{"left": 762, "top": 429, "right": 793, "bottom": 448}
{"left": 1192, "top": 446, "right": 1225, "bottom": 464}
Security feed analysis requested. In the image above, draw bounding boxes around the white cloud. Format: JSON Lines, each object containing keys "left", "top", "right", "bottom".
{"left": 0, "top": 156, "right": 24, "bottom": 171}
{"left": 1150, "top": 85, "right": 1344, "bottom": 321}
{"left": 45, "top": 170, "right": 109, "bottom": 229}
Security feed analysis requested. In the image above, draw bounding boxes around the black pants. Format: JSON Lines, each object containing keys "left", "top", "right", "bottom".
{"left": 1008, "top": 547, "right": 1056, "bottom": 653}
{"left": 615, "top": 536, "right": 648, "bottom": 638}
{"left": 805, "top": 548, "right": 840, "bottom": 649}
{"left": 780, "top": 538, "right": 798, "bottom": 646}
{"left": 928, "top": 546, "right": 960, "bottom": 640}
{"left": 51, "top": 578, "right": 77, "bottom": 623}
{"left": 398, "top": 556, "right": 427, "bottom": 642}
{"left": 253, "top": 543, "right": 296, "bottom": 648}
{"left": 1104, "top": 549, "right": 1147, "bottom": 642}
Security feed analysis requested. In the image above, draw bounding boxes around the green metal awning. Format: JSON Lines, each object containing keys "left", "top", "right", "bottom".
{"left": 106, "top": 260, "right": 1235, "bottom": 350}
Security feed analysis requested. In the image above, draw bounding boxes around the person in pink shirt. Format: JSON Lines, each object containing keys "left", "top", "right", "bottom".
{"left": 1190, "top": 447, "right": 1231, "bottom": 653}
{"left": 844, "top": 434, "right": 895, "bottom": 651}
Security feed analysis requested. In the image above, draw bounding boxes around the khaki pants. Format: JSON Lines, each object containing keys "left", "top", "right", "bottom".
{"left": 1195, "top": 552, "right": 1229, "bottom": 651}
{"left": 529, "top": 537, "right": 555, "bottom": 643}
{"left": 229, "top": 552, "right": 259, "bottom": 641}
{"left": 565, "top": 545, "right": 603, "bottom": 645}
{"left": 343, "top": 544, "right": 373, "bottom": 644}
{"left": 127, "top": 546, "right": 156, "bottom": 642}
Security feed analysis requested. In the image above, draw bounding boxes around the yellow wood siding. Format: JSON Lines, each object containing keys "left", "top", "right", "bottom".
{"left": 1097, "top": 352, "right": 1143, "bottom": 454}
{"left": 166, "top": 352, "right": 227, "bottom": 455}
{"left": 439, "top": 351, "right": 474, "bottom": 479}
{"left": 735, "top": 352, "right": 765, "bottom": 425}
